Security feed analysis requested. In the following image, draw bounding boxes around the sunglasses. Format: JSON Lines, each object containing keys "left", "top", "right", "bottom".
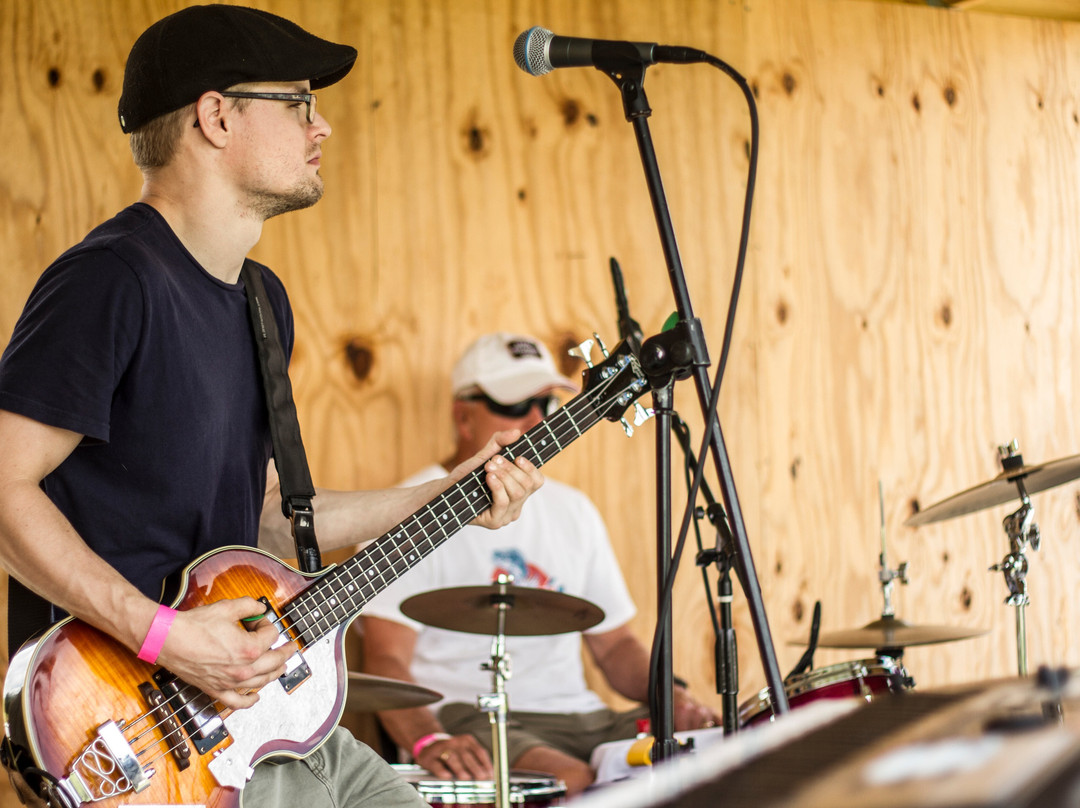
{"left": 462, "top": 393, "right": 559, "bottom": 418}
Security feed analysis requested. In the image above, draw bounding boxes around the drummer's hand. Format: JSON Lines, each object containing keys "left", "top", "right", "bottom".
{"left": 417, "top": 733, "right": 494, "bottom": 781}
{"left": 673, "top": 685, "right": 720, "bottom": 731}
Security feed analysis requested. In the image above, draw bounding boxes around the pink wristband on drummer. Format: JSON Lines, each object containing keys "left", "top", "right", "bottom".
{"left": 137, "top": 605, "right": 177, "bottom": 664}
{"left": 411, "top": 732, "right": 451, "bottom": 760}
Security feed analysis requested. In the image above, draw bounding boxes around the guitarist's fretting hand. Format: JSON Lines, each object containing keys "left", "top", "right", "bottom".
{"left": 152, "top": 597, "right": 295, "bottom": 710}
{"left": 448, "top": 429, "right": 544, "bottom": 530}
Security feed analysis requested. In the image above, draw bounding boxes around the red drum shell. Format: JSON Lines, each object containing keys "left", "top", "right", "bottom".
{"left": 738, "top": 656, "right": 912, "bottom": 728}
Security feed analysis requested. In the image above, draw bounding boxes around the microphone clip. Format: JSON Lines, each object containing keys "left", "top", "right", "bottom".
{"left": 638, "top": 317, "right": 710, "bottom": 388}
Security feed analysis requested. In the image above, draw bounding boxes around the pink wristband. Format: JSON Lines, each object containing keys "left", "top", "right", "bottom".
{"left": 137, "top": 605, "right": 177, "bottom": 664}
{"left": 411, "top": 732, "right": 451, "bottom": 760}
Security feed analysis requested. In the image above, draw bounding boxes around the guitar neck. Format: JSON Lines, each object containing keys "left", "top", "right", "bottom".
{"left": 285, "top": 388, "right": 612, "bottom": 645}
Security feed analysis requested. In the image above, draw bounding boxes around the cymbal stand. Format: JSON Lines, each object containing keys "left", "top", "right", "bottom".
{"left": 877, "top": 480, "right": 909, "bottom": 622}
{"left": 477, "top": 574, "right": 513, "bottom": 808}
{"left": 989, "top": 442, "right": 1041, "bottom": 676}
{"left": 990, "top": 481, "right": 1040, "bottom": 677}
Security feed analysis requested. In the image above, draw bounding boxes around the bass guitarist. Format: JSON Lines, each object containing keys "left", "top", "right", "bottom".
{"left": 0, "top": 6, "right": 541, "bottom": 808}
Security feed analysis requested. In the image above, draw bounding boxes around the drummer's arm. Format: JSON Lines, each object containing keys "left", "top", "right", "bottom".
{"left": 585, "top": 625, "right": 719, "bottom": 730}
{"left": 360, "top": 615, "right": 493, "bottom": 779}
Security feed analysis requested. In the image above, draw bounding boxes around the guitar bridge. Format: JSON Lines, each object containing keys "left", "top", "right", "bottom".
{"left": 152, "top": 671, "right": 228, "bottom": 755}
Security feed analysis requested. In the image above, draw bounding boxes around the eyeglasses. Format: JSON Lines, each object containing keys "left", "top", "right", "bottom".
{"left": 462, "top": 393, "right": 559, "bottom": 419}
{"left": 220, "top": 91, "right": 318, "bottom": 124}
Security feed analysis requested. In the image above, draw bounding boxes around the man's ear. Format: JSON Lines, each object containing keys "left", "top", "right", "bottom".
{"left": 193, "top": 91, "right": 229, "bottom": 146}
{"left": 450, "top": 399, "right": 474, "bottom": 442}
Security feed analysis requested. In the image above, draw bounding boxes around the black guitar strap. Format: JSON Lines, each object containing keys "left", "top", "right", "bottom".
{"left": 241, "top": 262, "right": 323, "bottom": 574}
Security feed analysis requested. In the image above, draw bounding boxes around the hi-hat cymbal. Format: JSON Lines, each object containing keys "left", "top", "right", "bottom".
{"left": 400, "top": 584, "right": 605, "bottom": 636}
{"left": 905, "top": 452, "right": 1080, "bottom": 527}
{"left": 802, "top": 616, "right": 988, "bottom": 649}
{"left": 345, "top": 672, "right": 442, "bottom": 712}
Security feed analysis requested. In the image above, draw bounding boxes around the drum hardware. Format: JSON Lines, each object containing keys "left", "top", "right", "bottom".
{"left": 343, "top": 672, "right": 442, "bottom": 713}
{"left": 390, "top": 763, "right": 565, "bottom": 807}
{"left": 400, "top": 580, "right": 601, "bottom": 808}
{"left": 802, "top": 483, "right": 987, "bottom": 654}
{"left": 479, "top": 574, "right": 513, "bottom": 808}
{"left": 905, "top": 440, "right": 1080, "bottom": 676}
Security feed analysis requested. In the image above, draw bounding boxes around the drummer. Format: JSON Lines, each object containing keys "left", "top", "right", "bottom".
{"left": 357, "top": 332, "right": 718, "bottom": 795}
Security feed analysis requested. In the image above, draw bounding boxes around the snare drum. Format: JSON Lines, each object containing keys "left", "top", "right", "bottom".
{"left": 392, "top": 764, "right": 565, "bottom": 806}
{"left": 738, "top": 656, "right": 913, "bottom": 728}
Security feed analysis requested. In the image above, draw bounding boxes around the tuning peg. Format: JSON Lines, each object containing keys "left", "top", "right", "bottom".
{"left": 593, "top": 332, "right": 610, "bottom": 358}
{"left": 568, "top": 338, "right": 596, "bottom": 368}
{"left": 633, "top": 402, "right": 654, "bottom": 426}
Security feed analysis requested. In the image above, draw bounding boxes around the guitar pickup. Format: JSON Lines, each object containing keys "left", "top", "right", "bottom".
{"left": 152, "top": 671, "right": 228, "bottom": 755}
{"left": 251, "top": 596, "right": 311, "bottom": 694}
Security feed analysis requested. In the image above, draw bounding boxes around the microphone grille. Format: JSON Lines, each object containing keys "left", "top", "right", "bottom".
{"left": 513, "top": 26, "right": 554, "bottom": 76}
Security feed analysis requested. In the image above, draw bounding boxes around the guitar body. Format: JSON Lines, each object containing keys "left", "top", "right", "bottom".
{"left": 4, "top": 546, "right": 350, "bottom": 808}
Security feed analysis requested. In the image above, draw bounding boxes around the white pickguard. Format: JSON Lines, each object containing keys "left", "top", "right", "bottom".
{"left": 207, "top": 635, "right": 339, "bottom": 789}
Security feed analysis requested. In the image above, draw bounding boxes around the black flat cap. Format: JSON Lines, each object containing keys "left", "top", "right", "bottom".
{"left": 118, "top": 4, "right": 357, "bottom": 133}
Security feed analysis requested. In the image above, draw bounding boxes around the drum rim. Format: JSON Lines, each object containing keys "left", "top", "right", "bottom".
{"left": 737, "top": 655, "right": 909, "bottom": 720}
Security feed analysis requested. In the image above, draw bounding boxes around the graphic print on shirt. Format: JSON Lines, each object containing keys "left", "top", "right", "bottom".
{"left": 491, "top": 548, "right": 564, "bottom": 592}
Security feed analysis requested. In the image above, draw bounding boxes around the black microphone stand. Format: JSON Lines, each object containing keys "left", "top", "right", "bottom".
{"left": 612, "top": 257, "right": 741, "bottom": 736}
{"left": 671, "top": 417, "right": 741, "bottom": 735}
{"left": 593, "top": 48, "right": 789, "bottom": 761}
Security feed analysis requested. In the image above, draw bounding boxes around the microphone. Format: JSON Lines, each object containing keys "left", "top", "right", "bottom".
{"left": 610, "top": 257, "right": 644, "bottom": 350}
{"left": 513, "top": 26, "right": 707, "bottom": 77}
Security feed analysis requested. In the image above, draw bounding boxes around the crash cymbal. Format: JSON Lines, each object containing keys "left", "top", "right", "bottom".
{"left": 905, "top": 452, "right": 1080, "bottom": 527}
{"left": 400, "top": 584, "right": 605, "bottom": 636}
{"left": 806, "top": 616, "right": 988, "bottom": 649}
{"left": 345, "top": 672, "right": 442, "bottom": 712}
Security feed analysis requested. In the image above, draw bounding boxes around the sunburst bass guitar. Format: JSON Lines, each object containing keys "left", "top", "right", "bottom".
{"left": 1, "top": 340, "right": 649, "bottom": 808}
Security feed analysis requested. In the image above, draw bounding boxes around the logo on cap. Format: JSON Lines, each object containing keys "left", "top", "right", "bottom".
{"left": 507, "top": 340, "right": 542, "bottom": 360}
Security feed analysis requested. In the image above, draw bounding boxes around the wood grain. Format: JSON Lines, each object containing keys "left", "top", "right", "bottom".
{"left": 2, "top": 1, "right": 1080, "bottom": 805}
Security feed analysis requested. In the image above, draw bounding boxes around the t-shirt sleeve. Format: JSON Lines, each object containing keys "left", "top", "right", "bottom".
{"left": 0, "top": 251, "right": 143, "bottom": 442}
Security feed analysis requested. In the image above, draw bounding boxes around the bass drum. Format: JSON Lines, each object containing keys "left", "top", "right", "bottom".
{"left": 392, "top": 764, "right": 566, "bottom": 807}
{"left": 738, "top": 655, "right": 913, "bottom": 728}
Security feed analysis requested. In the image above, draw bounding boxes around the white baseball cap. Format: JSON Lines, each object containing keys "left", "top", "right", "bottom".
{"left": 451, "top": 332, "right": 579, "bottom": 404}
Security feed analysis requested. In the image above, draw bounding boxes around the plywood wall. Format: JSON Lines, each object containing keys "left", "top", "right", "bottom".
{"left": 2, "top": 0, "right": 1080, "bottom": 802}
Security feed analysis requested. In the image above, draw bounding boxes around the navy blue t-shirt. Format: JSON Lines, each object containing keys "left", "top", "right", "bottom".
{"left": 0, "top": 203, "right": 294, "bottom": 642}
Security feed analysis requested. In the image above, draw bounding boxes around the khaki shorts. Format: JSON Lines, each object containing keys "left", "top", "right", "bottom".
{"left": 437, "top": 703, "right": 649, "bottom": 765}
{"left": 244, "top": 726, "right": 426, "bottom": 808}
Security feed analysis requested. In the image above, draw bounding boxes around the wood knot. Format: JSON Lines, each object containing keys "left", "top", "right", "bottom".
{"left": 776, "top": 299, "right": 789, "bottom": 324}
{"left": 466, "top": 125, "right": 487, "bottom": 154}
{"left": 792, "top": 598, "right": 804, "bottom": 621}
{"left": 560, "top": 98, "right": 581, "bottom": 126}
{"left": 555, "top": 332, "right": 585, "bottom": 379}
{"left": 943, "top": 85, "right": 957, "bottom": 107}
{"left": 960, "top": 586, "right": 973, "bottom": 610}
{"left": 344, "top": 337, "right": 375, "bottom": 382}
{"left": 92, "top": 68, "right": 106, "bottom": 92}
{"left": 47, "top": 67, "right": 61, "bottom": 87}
{"left": 937, "top": 301, "right": 953, "bottom": 328}
{"left": 781, "top": 72, "right": 796, "bottom": 96}
{"left": 911, "top": 92, "right": 921, "bottom": 113}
